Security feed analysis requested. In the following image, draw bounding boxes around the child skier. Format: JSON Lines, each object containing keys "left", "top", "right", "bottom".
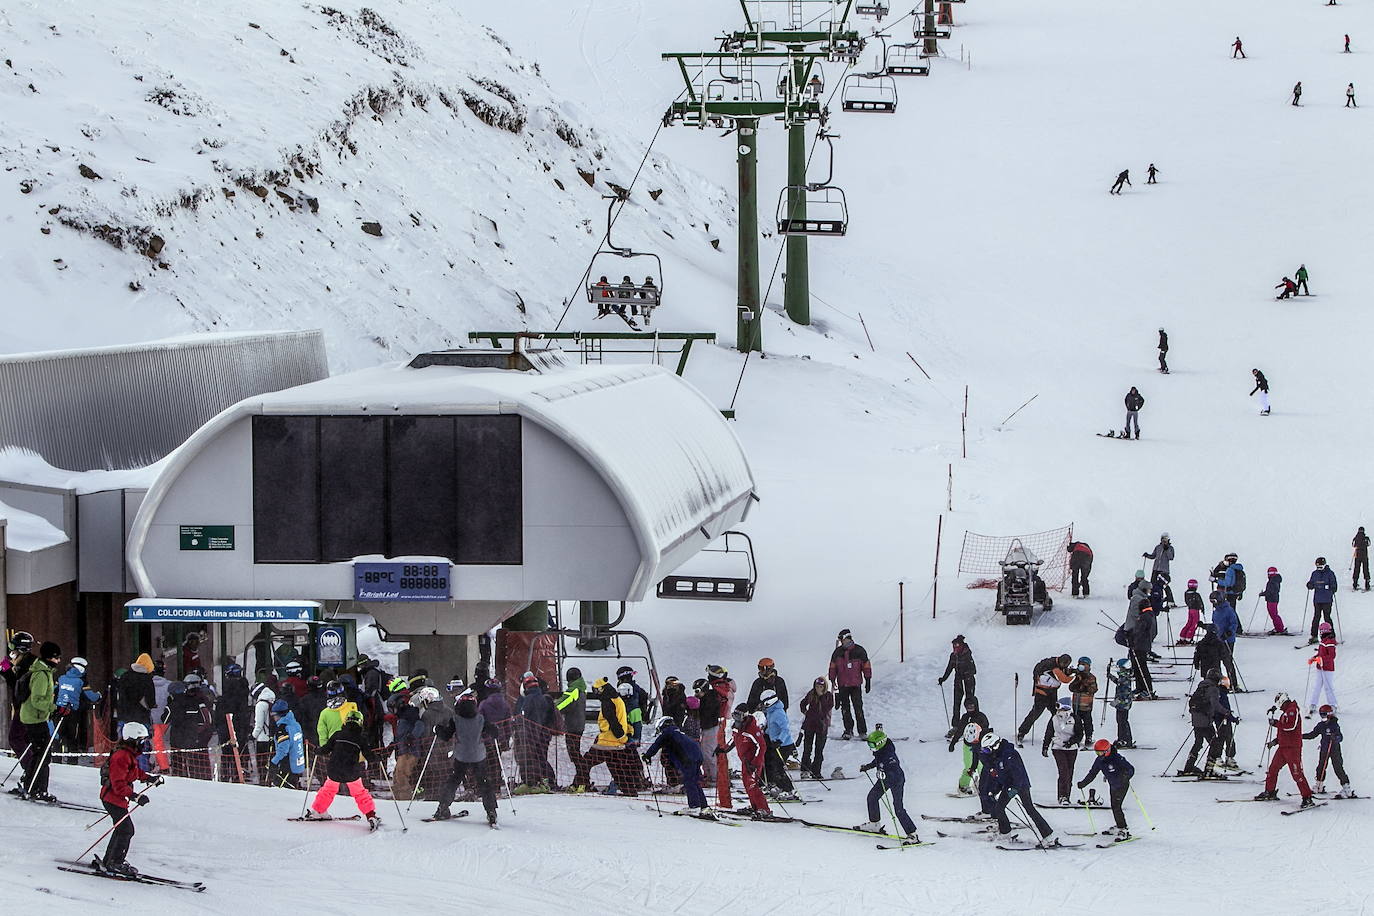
{"left": 1307, "top": 622, "right": 1338, "bottom": 713}
{"left": 1215, "top": 676, "right": 1241, "bottom": 770}
{"left": 979, "top": 732, "right": 1060, "bottom": 847}
{"left": 1043, "top": 697, "right": 1078, "bottom": 805}
{"left": 306, "top": 709, "right": 380, "bottom": 827}
{"left": 1177, "top": 579, "right": 1203, "bottom": 645}
{"left": 1261, "top": 567, "right": 1287, "bottom": 635}
{"left": 269, "top": 698, "right": 305, "bottom": 788}
{"left": 1304, "top": 705, "right": 1353, "bottom": 798}
{"left": 1255, "top": 693, "right": 1315, "bottom": 807}
{"left": 949, "top": 697, "right": 989, "bottom": 795}
{"left": 856, "top": 727, "right": 920, "bottom": 843}
{"left": 1069, "top": 657, "right": 1097, "bottom": 746}
{"left": 758, "top": 689, "right": 797, "bottom": 799}
{"left": 1107, "top": 658, "right": 1135, "bottom": 748}
{"left": 1078, "top": 739, "right": 1136, "bottom": 841}
{"left": 97, "top": 722, "right": 162, "bottom": 876}
{"left": 719, "top": 704, "right": 772, "bottom": 817}
{"left": 642, "top": 716, "right": 708, "bottom": 814}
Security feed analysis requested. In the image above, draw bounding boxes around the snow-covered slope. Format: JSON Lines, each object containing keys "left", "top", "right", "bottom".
{"left": 5, "top": 0, "right": 1374, "bottom": 910}
{"left": 0, "top": 1, "right": 733, "bottom": 367}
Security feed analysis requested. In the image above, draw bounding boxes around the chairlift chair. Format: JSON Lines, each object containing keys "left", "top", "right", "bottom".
{"left": 855, "top": 1, "right": 889, "bottom": 20}
{"left": 655, "top": 531, "right": 757, "bottom": 602}
{"left": 584, "top": 196, "right": 663, "bottom": 328}
{"left": 774, "top": 128, "right": 849, "bottom": 236}
{"left": 885, "top": 43, "right": 931, "bottom": 76}
{"left": 841, "top": 73, "right": 898, "bottom": 113}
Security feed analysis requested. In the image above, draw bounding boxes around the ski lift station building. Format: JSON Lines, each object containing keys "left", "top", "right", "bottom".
{"left": 127, "top": 348, "right": 757, "bottom": 670}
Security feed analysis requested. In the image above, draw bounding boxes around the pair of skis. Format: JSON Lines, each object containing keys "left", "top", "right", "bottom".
{"left": 56, "top": 857, "right": 205, "bottom": 893}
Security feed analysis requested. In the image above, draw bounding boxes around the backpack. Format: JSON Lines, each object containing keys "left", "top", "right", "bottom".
{"left": 1032, "top": 657, "right": 1057, "bottom": 680}
{"left": 14, "top": 670, "right": 33, "bottom": 707}
{"left": 1188, "top": 688, "right": 1209, "bottom": 714}
{"left": 1113, "top": 625, "right": 1130, "bottom": 647}
{"left": 1232, "top": 567, "right": 1246, "bottom": 593}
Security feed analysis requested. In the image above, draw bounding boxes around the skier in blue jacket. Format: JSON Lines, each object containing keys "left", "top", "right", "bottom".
{"left": 1078, "top": 739, "right": 1136, "bottom": 840}
{"left": 270, "top": 700, "right": 305, "bottom": 788}
{"left": 856, "top": 728, "right": 920, "bottom": 843}
{"left": 54, "top": 657, "right": 101, "bottom": 754}
{"left": 979, "top": 732, "right": 1060, "bottom": 847}
{"left": 758, "top": 690, "right": 796, "bottom": 798}
{"left": 1306, "top": 557, "right": 1339, "bottom": 643}
{"left": 643, "top": 716, "right": 709, "bottom": 813}
{"left": 1209, "top": 592, "right": 1242, "bottom": 688}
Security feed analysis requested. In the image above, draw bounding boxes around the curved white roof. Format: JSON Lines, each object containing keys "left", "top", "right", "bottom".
{"left": 130, "top": 359, "right": 756, "bottom": 599}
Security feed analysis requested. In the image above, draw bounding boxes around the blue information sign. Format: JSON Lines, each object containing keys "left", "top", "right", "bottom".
{"left": 353, "top": 562, "right": 451, "bottom": 602}
{"left": 317, "top": 624, "right": 347, "bottom": 667}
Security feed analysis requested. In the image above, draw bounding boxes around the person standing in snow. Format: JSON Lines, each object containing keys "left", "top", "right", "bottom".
{"left": 1179, "top": 668, "right": 1227, "bottom": 777}
{"left": 1143, "top": 532, "right": 1174, "bottom": 594}
{"left": 719, "top": 704, "right": 772, "bottom": 817}
{"left": 856, "top": 728, "right": 920, "bottom": 843}
{"left": 798, "top": 677, "right": 833, "bottom": 780}
{"left": 1177, "top": 578, "right": 1204, "bottom": 644}
{"left": 1307, "top": 622, "right": 1339, "bottom": 713}
{"left": 949, "top": 697, "right": 988, "bottom": 795}
{"left": 1306, "top": 557, "right": 1338, "bottom": 643}
{"left": 307, "top": 709, "right": 380, "bottom": 827}
{"left": 1106, "top": 659, "right": 1135, "bottom": 747}
{"left": 1262, "top": 567, "right": 1288, "bottom": 635}
{"left": 250, "top": 678, "right": 277, "bottom": 785}
{"left": 937, "top": 635, "right": 977, "bottom": 733}
{"left": 1067, "top": 540, "right": 1094, "bottom": 597}
{"left": 1016, "top": 654, "right": 1074, "bottom": 744}
{"left": 1147, "top": 163, "right": 1159, "bottom": 184}
{"left": 692, "top": 677, "right": 722, "bottom": 786}
{"left": 1078, "top": 740, "right": 1136, "bottom": 841}
{"left": 1209, "top": 590, "right": 1241, "bottom": 688}
{"left": 1346, "top": 83, "right": 1357, "bottom": 107}
{"left": 1249, "top": 368, "right": 1270, "bottom": 415}
{"left": 747, "top": 657, "right": 789, "bottom": 712}
{"left": 1110, "top": 169, "right": 1131, "bottom": 194}
{"left": 1295, "top": 263, "right": 1310, "bottom": 295}
{"left": 1344, "top": 34, "right": 1351, "bottom": 53}
{"left": 758, "top": 690, "right": 797, "bottom": 798}
{"left": 1303, "top": 705, "right": 1353, "bottom": 797}
{"left": 556, "top": 667, "right": 588, "bottom": 774}
{"left": 19, "top": 641, "right": 61, "bottom": 799}
{"left": 979, "top": 732, "right": 1060, "bottom": 846}
{"left": 1068, "top": 658, "right": 1097, "bottom": 747}
{"left": 1215, "top": 675, "right": 1240, "bottom": 769}
{"left": 269, "top": 698, "right": 306, "bottom": 789}
{"left": 1124, "top": 576, "right": 1157, "bottom": 697}
{"left": 1043, "top": 697, "right": 1079, "bottom": 805}
{"left": 1232, "top": 36, "right": 1246, "bottom": 58}
{"left": 1352, "top": 527, "right": 1371, "bottom": 590}
{"left": 432, "top": 689, "right": 499, "bottom": 826}
{"left": 1156, "top": 328, "right": 1168, "bottom": 372}
{"left": 54, "top": 656, "right": 100, "bottom": 755}
{"left": 643, "top": 716, "right": 708, "bottom": 813}
{"left": 1255, "top": 693, "right": 1315, "bottom": 807}
{"left": 1292, "top": 81, "right": 1303, "bottom": 106}
{"left": 829, "top": 629, "right": 871, "bottom": 740}
{"left": 1275, "top": 277, "right": 1298, "bottom": 300}
{"left": 98, "top": 722, "right": 162, "bottom": 877}
{"left": 1123, "top": 386, "right": 1144, "bottom": 438}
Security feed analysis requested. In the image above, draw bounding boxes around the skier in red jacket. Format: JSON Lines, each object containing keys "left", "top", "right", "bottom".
{"left": 98, "top": 722, "right": 162, "bottom": 876}
{"left": 719, "top": 704, "right": 772, "bottom": 817}
{"left": 1255, "top": 693, "right": 1314, "bottom": 806}
{"left": 1307, "top": 623, "right": 1338, "bottom": 713}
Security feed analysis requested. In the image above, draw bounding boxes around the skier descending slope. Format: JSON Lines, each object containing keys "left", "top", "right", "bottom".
{"left": 1109, "top": 169, "right": 1131, "bottom": 194}
{"left": 98, "top": 722, "right": 163, "bottom": 876}
{"left": 855, "top": 728, "right": 920, "bottom": 844}
{"left": 1250, "top": 368, "right": 1271, "bottom": 414}
{"left": 979, "top": 732, "right": 1061, "bottom": 847}
{"left": 1255, "top": 693, "right": 1315, "bottom": 807}
{"left": 937, "top": 635, "right": 977, "bottom": 733}
{"left": 1078, "top": 739, "right": 1136, "bottom": 841}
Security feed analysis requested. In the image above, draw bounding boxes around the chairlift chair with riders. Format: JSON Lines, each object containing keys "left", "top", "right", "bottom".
{"left": 655, "top": 531, "right": 757, "bottom": 602}
{"left": 775, "top": 129, "right": 849, "bottom": 237}
{"left": 841, "top": 72, "right": 898, "bottom": 113}
{"left": 585, "top": 195, "right": 663, "bottom": 329}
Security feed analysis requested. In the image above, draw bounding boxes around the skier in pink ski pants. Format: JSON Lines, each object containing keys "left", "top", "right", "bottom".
{"left": 1260, "top": 567, "right": 1287, "bottom": 635}
{"left": 1177, "top": 580, "right": 1203, "bottom": 643}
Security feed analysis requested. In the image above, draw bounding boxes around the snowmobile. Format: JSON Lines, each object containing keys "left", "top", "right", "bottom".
{"left": 995, "top": 540, "right": 1053, "bottom": 625}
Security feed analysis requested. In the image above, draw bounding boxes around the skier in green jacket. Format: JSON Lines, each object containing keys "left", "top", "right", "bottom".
{"left": 20, "top": 642, "right": 61, "bottom": 801}
{"left": 1295, "top": 264, "right": 1310, "bottom": 296}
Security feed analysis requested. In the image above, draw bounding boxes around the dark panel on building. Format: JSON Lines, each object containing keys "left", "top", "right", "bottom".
{"left": 455, "top": 416, "right": 522, "bottom": 564}
{"left": 252, "top": 416, "right": 320, "bottom": 562}
{"left": 319, "top": 417, "right": 386, "bottom": 562}
{"left": 388, "top": 416, "right": 458, "bottom": 558}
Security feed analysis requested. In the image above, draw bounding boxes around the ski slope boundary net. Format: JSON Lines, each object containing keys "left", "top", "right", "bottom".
{"left": 957, "top": 525, "right": 1072, "bottom": 589}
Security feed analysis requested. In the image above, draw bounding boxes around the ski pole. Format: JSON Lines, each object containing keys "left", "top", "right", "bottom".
{"left": 1129, "top": 784, "right": 1156, "bottom": 830}
{"left": 407, "top": 736, "right": 438, "bottom": 812}
{"left": 380, "top": 756, "right": 408, "bottom": 832}
{"left": 1013, "top": 673, "right": 1019, "bottom": 734}
{"left": 938, "top": 681, "right": 950, "bottom": 731}
{"left": 1302, "top": 590, "right": 1311, "bottom": 639}
{"left": 1333, "top": 596, "right": 1343, "bottom": 644}
{"left": 24, "top": 719, "right": 64, "bottom": 796}
{"left": 1160, "top": 729, "right": 1191, "bottom": 776}
{"left": 494, "top": 744, "right": 516, "bottom": 815}
{"left": 1098, "top": 609, "right": 1121, "bottom": 626}
{"left": 298, "top": 751, "right": 316, "bottom": 820}
{"left": 1079, "top": 789, "right": 1097, "bottom": 834}
{"left": 0, "top": 744, "right": 33, "bottom": 788}
{"left": 1012, "top": 796, "right": 1049, "bottom": 851}
{"left": 1245, "top": 594, "right": 1263, "bottom": 634}
{"left": 1258, "top": 720, "right": 1274, "bottom": 769}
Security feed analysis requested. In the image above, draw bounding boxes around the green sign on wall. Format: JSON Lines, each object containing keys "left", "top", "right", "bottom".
{"left": 179, "top": 525, "right": 236, "bottom": 551}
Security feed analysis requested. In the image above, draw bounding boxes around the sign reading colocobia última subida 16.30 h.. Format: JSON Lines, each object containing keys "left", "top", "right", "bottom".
{"left": 353, "top": 562, "right": 451, "bottom": 601}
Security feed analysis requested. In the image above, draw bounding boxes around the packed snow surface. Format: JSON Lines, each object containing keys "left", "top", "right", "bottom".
{"left": 4, "top": 0, "right": 1374, "bottom": 911}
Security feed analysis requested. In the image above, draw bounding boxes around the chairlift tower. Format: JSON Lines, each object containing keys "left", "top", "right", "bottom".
{"left": 663, "top": 1, "right": 861, "bottom": 351}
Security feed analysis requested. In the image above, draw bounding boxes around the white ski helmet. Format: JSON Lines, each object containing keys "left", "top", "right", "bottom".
{"left": 617, "top": 682, "right": 634, "bottom": 698}
{"left": 121, "top": 722, "right": 149, "bottom": 741}
{"left": 654, "top": 715, "right": 674, "bottom": 731}
{"left": 409, "top": 686, "right": 442, "bottom": 709}
{"left": 759, "top": 689, "right": 779, "bottom": 707}
{"left": 979, "top": 731, "right": 1003, "bottom": 750}
{"left": 1273, "top": 692, "right": 1292, "bottom": 707}
{"left": 70, "top": 656, "right": 88, "bottom": 673}
{"left": 962, "top": 722, "right": 983, "bottom": 745}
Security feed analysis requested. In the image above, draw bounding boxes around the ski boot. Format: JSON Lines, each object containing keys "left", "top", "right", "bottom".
{"left": 106, "top": 860, "right": 139, "bottom": 878}
{"left": 1337, "top": 784, "right": 1355, "bottom": 799}
{"left": 902, "top": 832, "right": 922, "bottom": 845}
{"left": 1038, "top": 831, "right": 1063, "bottom": 848}
{"left": 1114, "top": 828, "right": 1132, "bottom": 842}
{"left": 772, "top": 790, "right": 800, "bottom": 802}
{"left": 1253, "top": 790, "right": 1279, "bottom": 801}
{"left": 1176, "top": 765, "right": 1203, "bottom": 777}
{"left": 302, "top": 809, "right": 333, "bottom": 820}
{"left": 1300, "top": 796, "right": 1316, "bottom": 809}
{"left": 1218, "top": 757, "right": 1239, "bottom": 770}
{"left": 30, "top": 791, "right": 58, "bottom": 804}
{"left": 487, "top": 809, "right": 499, "bottom": 827}
{"left": 1058, "top": 796, "right": 1071, "bottom": 806}
{"left": 852, "top": 820, "right": 885, "bottom": 834}
{"left": 430, "top": 807, "right": 454, "bottom": 820}
{"left": 839, "top": 731, "right": 853, "bottom": 741}
{"left": 367, "top": 813, "right": 382, "bottom": 831}
{"left": 957, "top": 785, "right": 975, "bottom": 796}
{"left": 1313, "top": 782, "right": 1325, "bottom": 794}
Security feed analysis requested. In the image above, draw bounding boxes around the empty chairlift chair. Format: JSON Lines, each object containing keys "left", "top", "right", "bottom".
{"left": 885, "top": 43, "right": 930, "bottom": 76}
{"left": 841, "top": 73, "right": 898, "bottom": 113}
{"left": 774, "top": 129, "right": 849, "bottom": 237}
{"left": 656, "top": 531, "right": 757, "bottom": 602}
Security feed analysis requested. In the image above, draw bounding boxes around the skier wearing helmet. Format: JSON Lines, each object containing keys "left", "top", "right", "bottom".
{"left": 1259, "top": 566, "right": 1287, "bottom": 635}
{"left": 937, "top": 635, "right": 977, "bottom": 733}
{"left": 642, "top": 716, "right": 708, "bottom": 814}
{"left": 307, "top": 709, "right": 380, "bottom": 827}
{"left": 758, "top": 689, "right": 797, "bottom": 798}
{"left": 978, "top": 731, "right": 1060, "bottom": 847}
{"left": 98, "top": 722, "right": 163, "bottom": 876}
{"left": 747, "top": 657, "right": 789, "bottom": 712}
{"left": 1306, "top": 557, "right": 1338, "bottom": 644}
{"left": 1256, "top": 693, "right": 1315, "bottom": 807}
{"left": 855, "top": 727, "right": 921, "bottom": 844}
{"left": 1078, "top": 739, "right": 1136, "bottom": 841}
{"left": 718, "top": 704, "right": 771, "bottom": 817}
{"left": 1177, "top": 579, "right": 1204, "bottom": 645}
{"left": 432, "top": 689, "right": 500, "bottom": 826}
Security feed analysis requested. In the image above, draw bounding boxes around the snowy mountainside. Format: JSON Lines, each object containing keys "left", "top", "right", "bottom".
{"left": 0, "top": 1, "right": 733, "bottom": 367}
